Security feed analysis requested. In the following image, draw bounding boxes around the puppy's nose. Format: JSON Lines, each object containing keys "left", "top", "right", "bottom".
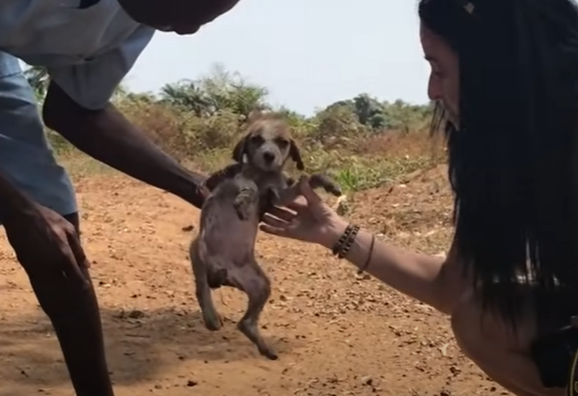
{"left": 263, "top": 152, "right": 275, "bottom": 163}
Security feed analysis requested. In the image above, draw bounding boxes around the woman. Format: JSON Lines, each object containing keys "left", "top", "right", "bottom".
{"left": 261, "top": 1, "right": 578, "bottom": 395}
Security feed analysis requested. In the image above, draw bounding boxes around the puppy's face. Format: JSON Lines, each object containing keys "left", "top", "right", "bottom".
{"left": 245, "top": 119, "right": 291, "bottom": 171}
{"left": 233, "top": 115, "right": 304, "bottom": 172}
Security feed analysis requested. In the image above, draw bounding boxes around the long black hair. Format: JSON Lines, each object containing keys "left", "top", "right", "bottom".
{"left": 418, "top": 0, "right": 578, "bottom": 330}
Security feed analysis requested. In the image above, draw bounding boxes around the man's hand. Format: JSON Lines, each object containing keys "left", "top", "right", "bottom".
{"left": 3, "top": 203, "right": 90, "bottom": 288}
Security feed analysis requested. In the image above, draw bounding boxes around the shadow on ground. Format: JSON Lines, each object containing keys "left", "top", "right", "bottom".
{"left": 0, "top": 305, "right": 296, "bottom": 389}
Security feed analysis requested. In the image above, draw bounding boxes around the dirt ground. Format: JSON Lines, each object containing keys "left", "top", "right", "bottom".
{"left": 0, "top": 165, "right": 511, "bottom": 396}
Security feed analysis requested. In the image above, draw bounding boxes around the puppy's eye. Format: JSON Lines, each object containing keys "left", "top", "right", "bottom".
{"left": 276, "top": 139, "right": 289, "bottom": 149}
{"left": 250, "top": 135, "right": 264, "bottom": 144}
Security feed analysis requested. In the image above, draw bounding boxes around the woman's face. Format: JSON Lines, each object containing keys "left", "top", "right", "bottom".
{"left": 420, "top": 22, "right": 460, "bottom": 128}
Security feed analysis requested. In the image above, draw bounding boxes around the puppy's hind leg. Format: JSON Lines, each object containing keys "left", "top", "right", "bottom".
{"left": 189, "top": 240, "right": 223, "bottom": 331}
{"left": 230, "top": 263, "right": 278, "bottom": 360}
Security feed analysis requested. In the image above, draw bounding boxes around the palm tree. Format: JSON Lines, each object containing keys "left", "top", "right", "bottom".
{"left": 198, "top": 64, "right": 270, "bottom": 118}
{"left": 228, "top": 81, "right": 269, "bottom": 118}
{"left": 159, "top": 79, "right": 211, "bottom": 117}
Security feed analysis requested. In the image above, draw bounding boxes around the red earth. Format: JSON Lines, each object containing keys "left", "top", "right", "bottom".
{"left": 0, "top": 165, "right": 511, "bottom": 396}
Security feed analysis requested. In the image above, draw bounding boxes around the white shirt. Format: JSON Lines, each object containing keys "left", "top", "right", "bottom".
{"left": 0, "top": 0, "right": 156, "bottom": 109}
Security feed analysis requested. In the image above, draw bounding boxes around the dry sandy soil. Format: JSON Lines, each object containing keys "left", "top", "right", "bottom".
{"left": 0, "top": 164, "right": 512, "bottom": 396}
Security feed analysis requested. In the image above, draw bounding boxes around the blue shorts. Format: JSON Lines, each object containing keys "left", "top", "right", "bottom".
{"left": 0, "top": 51, "right": 77, "bottom": 216}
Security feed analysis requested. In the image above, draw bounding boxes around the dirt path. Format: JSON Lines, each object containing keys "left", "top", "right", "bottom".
{"left": 0, "top": 168, "right": 509, "bottom": 396}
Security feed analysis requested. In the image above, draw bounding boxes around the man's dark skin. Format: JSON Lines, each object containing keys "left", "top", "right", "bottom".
{"left": 0, "top": 1, "right": 240, "bottom": 395}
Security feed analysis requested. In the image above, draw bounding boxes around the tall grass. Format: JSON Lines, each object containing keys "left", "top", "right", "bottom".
{"left": 47, "top": 97, "right": 446, "bottom": 192}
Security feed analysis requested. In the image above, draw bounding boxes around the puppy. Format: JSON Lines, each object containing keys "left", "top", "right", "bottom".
{"left": 189, "top": 112, "right": 341, "bottom": 360}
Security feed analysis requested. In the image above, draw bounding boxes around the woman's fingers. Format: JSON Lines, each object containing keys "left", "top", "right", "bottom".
{"left": 285, "top": 195, "right": 307, "bottom": 212}
{"left": 299, "top": 177, "right": 322, "bottom": 205}
{"left": 259, "top": 223, "right": 287, "bottom": 236}
{"left": 261, "top": 213, "right": 290, "bottom": 229}
{"left": 267, "top": 206, "right": 296, "bottom": 222}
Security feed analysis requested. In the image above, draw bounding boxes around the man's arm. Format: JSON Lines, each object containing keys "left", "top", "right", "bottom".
{"left": 42, "top": 81, "right": 207, "bottom": 208}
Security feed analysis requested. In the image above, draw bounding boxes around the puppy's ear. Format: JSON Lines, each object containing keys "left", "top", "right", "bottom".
{"left": 232, "top": 135, "right": 249, "bottom": 163}
{"left": 289, "top": 139, "right": 304, "bottom": 170}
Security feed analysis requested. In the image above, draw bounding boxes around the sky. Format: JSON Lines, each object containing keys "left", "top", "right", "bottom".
{"left": 123, "top": 0, "right": 431, "bottom": 117}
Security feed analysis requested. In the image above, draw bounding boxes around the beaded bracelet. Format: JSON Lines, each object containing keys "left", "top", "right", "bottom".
{"left": 331, "top": 224, "right": 360, "bottom": 259}
{"left": 332, "top": 224, "right": 376, "bottom": 275}
{"left": 338, "top": 225, "right": 359, "bottom": 259}
{"left": 331, "top": 224, "right": 355, "bottom": 256}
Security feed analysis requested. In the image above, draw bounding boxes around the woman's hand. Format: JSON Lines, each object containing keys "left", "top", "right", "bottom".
{"left": 260, "top": 177, "right": 349, "bottom": 249}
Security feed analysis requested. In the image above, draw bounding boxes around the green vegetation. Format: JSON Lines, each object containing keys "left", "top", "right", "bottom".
{"left": 26, "top": 62, "right": 447, "bottom": 194}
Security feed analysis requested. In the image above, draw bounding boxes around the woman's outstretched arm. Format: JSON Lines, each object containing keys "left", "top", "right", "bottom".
{"left": 318, "top": 222, "right": 468, "bottom": 315}
{"left": 260, "top": 177, "right": 470, "bottom": 316}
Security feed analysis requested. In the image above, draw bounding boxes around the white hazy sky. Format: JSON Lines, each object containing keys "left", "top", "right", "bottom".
{"left": 125, "top": 0, "right": 430, "bottom": 116}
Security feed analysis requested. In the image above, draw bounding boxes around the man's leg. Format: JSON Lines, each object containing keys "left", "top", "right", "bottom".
{"left": 0, "top": 52, "right": 114, "bottom": 396}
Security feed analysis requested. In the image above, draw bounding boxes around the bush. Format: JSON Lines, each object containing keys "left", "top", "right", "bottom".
{"left": 40, "top": 63, "right": 446, "bottom": 192}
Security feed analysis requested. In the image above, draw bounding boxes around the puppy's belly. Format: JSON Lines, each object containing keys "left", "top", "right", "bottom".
{"left": 200, "top": 217, "right": 259, "bottom": 257}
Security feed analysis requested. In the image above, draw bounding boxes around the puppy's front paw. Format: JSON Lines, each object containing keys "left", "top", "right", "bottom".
{"left": 309, "top": 174, "right": 342, "bottom": 197}
{"left": 321, "top": 181, "right": 342, "bottom": 197}
{"left": 233, "top": 200, "right": 250, "bottom": 220}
